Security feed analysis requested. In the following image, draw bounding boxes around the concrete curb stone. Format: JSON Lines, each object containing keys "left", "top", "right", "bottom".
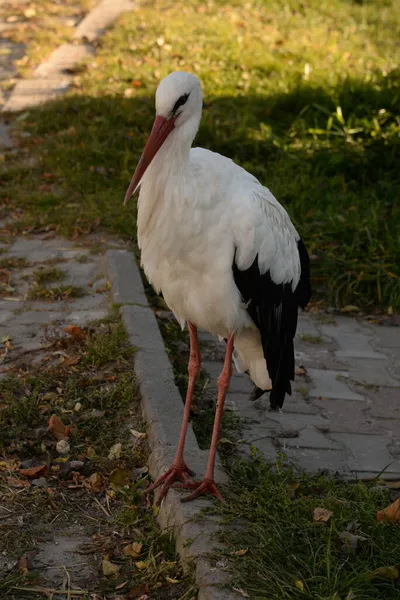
{"left": 106, "top": 249, "right": 242, "bottom": 600}
{"left": 1, "top": 0, "right": 134, "bottom": 113}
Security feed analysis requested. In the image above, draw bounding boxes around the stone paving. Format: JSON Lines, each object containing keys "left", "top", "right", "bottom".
{"left": 194, "top": 311, "right": 400, "bottom": 480}
{"left": 0, "top": 232, "right": 124, "bottom": 380}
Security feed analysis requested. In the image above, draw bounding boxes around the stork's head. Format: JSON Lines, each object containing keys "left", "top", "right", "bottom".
{"left": 124, "top": 71, "right": 202, "bottom": 205}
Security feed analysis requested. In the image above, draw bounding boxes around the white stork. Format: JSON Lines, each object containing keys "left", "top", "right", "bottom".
{"left": 124, "top": 72, "right": 311, "bottom": 503}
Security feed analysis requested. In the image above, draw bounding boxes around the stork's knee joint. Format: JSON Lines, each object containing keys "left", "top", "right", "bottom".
{"left": 217, "top": 372, "right": 231, "bottom": 393}
{"left": 188, "top": 352, "right": 201, "bottom": 378}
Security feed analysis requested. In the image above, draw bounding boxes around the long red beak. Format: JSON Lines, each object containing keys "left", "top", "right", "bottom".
{"left": 123, "top": 115, "right": 176, "bottom": 206}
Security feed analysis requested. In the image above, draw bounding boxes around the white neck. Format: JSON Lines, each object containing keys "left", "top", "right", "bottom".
{"left": 137, "top": 113, "right": 200, "bottom": 243}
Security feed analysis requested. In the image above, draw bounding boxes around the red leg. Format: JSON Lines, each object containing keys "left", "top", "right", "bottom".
{"left": 145, "top": 322, "right": 200, "bottom": 505}
{"left": 176, "top": 334, "right": 234, "bottom": 502}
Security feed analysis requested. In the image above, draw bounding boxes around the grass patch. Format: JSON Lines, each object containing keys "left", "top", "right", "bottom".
{"left": 0, "top": 314, "right": 196, "bottom": 599}
{"left": 33, "top": 266, "right": 65, "bottom": 284}
{"left": 214, "top": 453, "right": 400, "bottom": 599}
{"left": 0, "top": 257, "right": 30, "bottom": 269}
{"left": 300, "top": 334, "right": 324, "bottom": 344}
{"left": 1, "top": 0, "right": 399, "bottom": 309}
{"left": 28, "top": 283, "right": 84, "bottom": 300}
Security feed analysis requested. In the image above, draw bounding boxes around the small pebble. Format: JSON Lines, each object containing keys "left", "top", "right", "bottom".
{"left": 56, "top": 440, "right": 70, "bottom": 455}
{"left": 32, "top": 477, "right": 47, "bottom": 487}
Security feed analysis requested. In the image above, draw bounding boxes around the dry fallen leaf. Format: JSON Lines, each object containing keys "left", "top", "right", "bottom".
{"left": 123, "top": 542, "right": 143, "bottom": 558}
{"left": 165, "top": 577, "right": 179, "bottom": 584}
{"left": 384, "top": 481, "right": 400, "bottom": 490}
{"left": 313, "top": 507, "right": 333, "bottom": 523}
{"left": 102, "top": 558, "right": 120, "bottom": 576}
{"left": 17, "top": 556, "right": 29, "bottom": 575}
{"left": 19, "top": 464, "right": 48, "bottom": 479}
{"left": 295, "top": 366, "right": 306, "bottom": 376}
{"left": 108, "top": 442, "right": 122, "bottom": 460}
{"left": 233, "top": 588, "right": 249, "bottom": 598}
{"left": 341, "top": 305, "right": 360, "bottom": 313}
{"left": 230, "top": 548, "right": 248, "bottom": 556}
{"left": 130, "top": 429, "right": 146, "bottom": 439}
{"left": 84, "top": 472, "right": 104, "bottom": 493}
{"left": 109, "top": 467, "right": 132, "bottom": 490}
{"left": 376, "top": 498, "right": 400, "bottom": 522}
{"left": 368, "top": 565, "right": 399, "bottom": 580}
{"left": 126, "top": 583, "right": 150, "bottom": 598}
{"left": 0, "top": 459, "right": 20, "bottom": 471}
{"left": 7, "top": 476, "right": 31, "bottom": 488}
{"left": 135, "top": 560, "right": 149, "bottom": 570}
{"left": 61, "top": 355, "right": 81, "bottom": 367}
{"left": 64, "top": 325, "right": 86, "bottom": 341}
{"left": 295, "top": 580, "right": 304, "bottom": 591}
{"left": 48, "top": 414, "right": 74, "bottom": 441}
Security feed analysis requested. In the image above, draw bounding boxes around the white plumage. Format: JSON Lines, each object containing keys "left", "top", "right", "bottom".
{"left": 131, "top": 72, "right": 303, "bottom": 390}
{"left": 124, "top": 71, "right": 311, "bottom": 503}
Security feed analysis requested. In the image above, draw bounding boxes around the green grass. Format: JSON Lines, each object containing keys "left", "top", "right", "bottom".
{"left": 213, "top": 453, "right": 400, "bottom": 599}
{"left": 1, "top": 0, "right": 399, "bottom": 309}
{"left": 300, "top": 334, "right": 324, "bottom": 344}
{"left": 0, "top": 257, "right": 30, "bottom": 269}
{"left": 0, "top": 315, "right": 196, "bottom": 599}
{"left": 28, "top": 283, "right": 84, "bottom": 300}
{"left": 33, "top": 266, "right": 65, "bottom": 284}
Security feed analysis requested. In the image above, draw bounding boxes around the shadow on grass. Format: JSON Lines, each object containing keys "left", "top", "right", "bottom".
{"left": 1, "top": 70, "right": 399, "bottom": 308}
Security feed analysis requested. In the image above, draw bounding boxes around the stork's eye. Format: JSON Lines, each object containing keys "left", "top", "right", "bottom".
{"left": 172, "top": 93, "right": 189, "bottom": 115}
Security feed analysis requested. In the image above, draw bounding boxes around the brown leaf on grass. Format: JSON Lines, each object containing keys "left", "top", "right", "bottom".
{"left": 7, "top": 476, "right": 30, "bottom": 488}
{"left": 230, "top": 548, "right": 248, "bottom": 556}
{"left": 165, "top": 577, "right": 179, "bottom": 584}
{"left": 341, "top": 305, "right": 360, "bottom": 313}
{"left": 63, "top": 325, "right": 86, "bottom": 341}
{"left": 376, "top": 498, "right": 400, "bottom": 522}
{"left": 130, "top": 429, "right": 146, "bottom": 439}
{"left": 61, "top": 355, "right": 81, "bottom": 367}
{"left": 109, "top": 467, "right": 132, "bottom": 490}
{"left": 48, "top": 414, "right": 74, "bottom": 441}
{"left": 102, "top": 558, "right": 120, "bottom": 576}
{"left": 135, "top": 560, "right": 149, "bottom": 570}
{"left": 313, "top": 507, "right": 333, "bottom": 523}
{"left": 83, "top": 472, "right": 104, "bottom": 493}
{"left": 123, "top": 542, "right": 143, "bottom": 558}
{"left": 17, "top": 556, "right": 29, "bottom": 575}
{"left": 19, "top": 464, "right": 48, "bottom": 478}
{"left": 126, "top": 584, "right": 150, "bottom": 599}
{"left": 295, "top": 366, "right": 306, "bottom": 376}
{"left": 0, "top": 459, "right": 20, "bottom": 471}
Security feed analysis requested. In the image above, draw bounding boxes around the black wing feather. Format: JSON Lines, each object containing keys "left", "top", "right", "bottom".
{"left": 233, "top": 238, "right": 311, "bottom": 410}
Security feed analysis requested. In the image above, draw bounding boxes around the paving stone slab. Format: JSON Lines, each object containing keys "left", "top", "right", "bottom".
{"left": 284, "top": 448, "right": 347, "bottom": 475}
{"left": 307, "top": 368, "right": 365, "bottom": 400}
{"left": 371, "top": 326, "right": 400, "bottom": 350}
{"left": 311, "top": 397, "right": 396, "bottom": 436}
{"left": 35, "top": 43, "right": 94, "bottom": 78}
{"left": 74, "top": 0, "right": 135, "bottom": 42}
{"left": 362, "top": 386, "right": 400, "bottom": 421}
{"left": 2, "top": 77, "right": 70, "bottom": 112}
{"left": 330, "top": 432, "right": 400, "bottom": 477}
{"left": 344, "top": 357, "right": 399, "bottom": 387}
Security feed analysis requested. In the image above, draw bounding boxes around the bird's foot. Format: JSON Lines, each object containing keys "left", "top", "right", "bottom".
{"left": 144, "top": 462, "right": 195, "bottom": 505}
{"left": 174, "top": 477, "right": 225, "bottom": 503}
